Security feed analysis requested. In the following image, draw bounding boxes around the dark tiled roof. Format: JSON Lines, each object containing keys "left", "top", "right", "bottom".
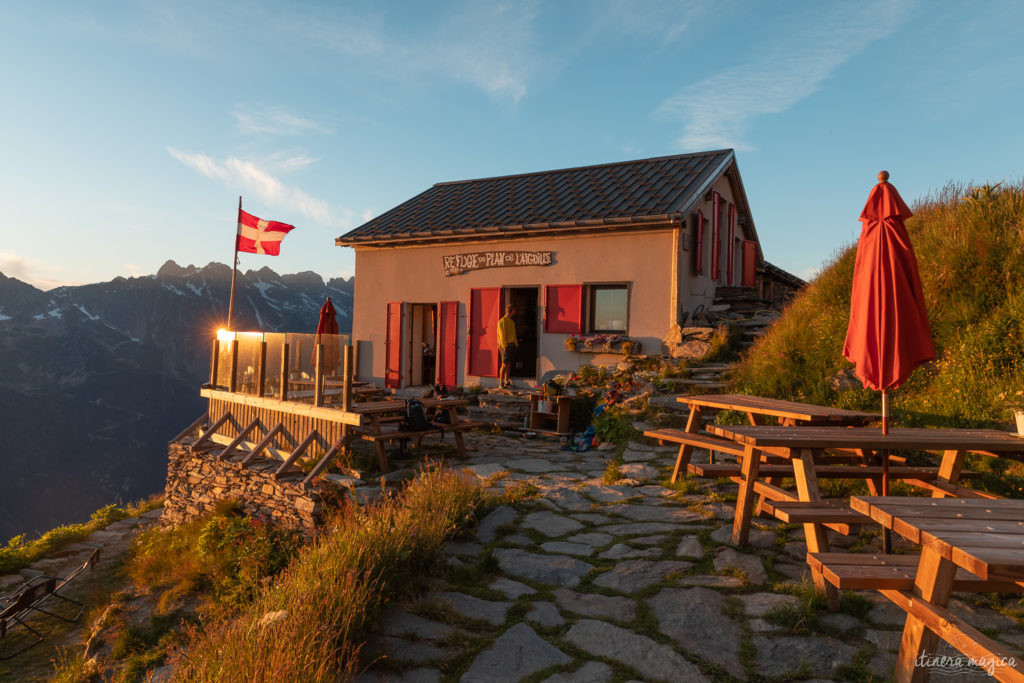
{"left": 337, "top": 149, "right": 735, "bottom": 245}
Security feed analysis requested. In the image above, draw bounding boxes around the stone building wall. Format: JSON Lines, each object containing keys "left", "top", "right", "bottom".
{"left": 163, "top": 442, "right": 324, "bottom": 536}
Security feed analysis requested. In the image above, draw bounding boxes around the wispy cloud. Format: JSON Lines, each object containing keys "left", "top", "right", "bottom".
{"left": 168, "top": 148, "right": 348, "bottom": 227}
{"left": 586, "top": 0, "right": 718, "bottom": 47}
{"left": 294, "top": 1, "right": 541, "bottom": 103}
{"left": 232, "top": 104, "right": 334, "bottom": 136}
{"left": 657, "top": 0, "right": 915, "bottom": 151}
{"left": 0, "top": 251, "right": 78, "bottom": 290}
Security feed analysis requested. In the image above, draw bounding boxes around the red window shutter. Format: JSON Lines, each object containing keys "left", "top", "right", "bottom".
{"left": 384, "top": 302, "right": 403, "bottom": 389}
{"left": 742, "top": 241, "right": 758, "bottom": 287}
{"left": 437, "top": 301, "right": 459, "bottom": 389}
{"left": 544, "top": 285, "right": 583, "bottom": 334}
{"left": 467, "top": 288, "right": 500, "bottom": 378}
{"left": 711, "top": 192, "right": 720, "bottom": 281}
{"left": 694, "top": 210, "right": 704, "bottom": 275}
{"left": 726, "top": 203, "right": 735, "bottom": 284}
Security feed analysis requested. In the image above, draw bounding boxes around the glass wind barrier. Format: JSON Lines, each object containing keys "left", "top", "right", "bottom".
{"left": 211, "top": 330, "right": 351, "bottom": 402}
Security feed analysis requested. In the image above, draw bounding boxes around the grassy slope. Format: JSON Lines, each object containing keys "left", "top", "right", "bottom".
{"left": 732, "top": 181, "right": 1024, "bottom": 428}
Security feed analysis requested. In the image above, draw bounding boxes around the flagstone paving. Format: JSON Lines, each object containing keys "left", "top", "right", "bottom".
{"left": 358, "top": 432, "right": 1024, "bottom": 682}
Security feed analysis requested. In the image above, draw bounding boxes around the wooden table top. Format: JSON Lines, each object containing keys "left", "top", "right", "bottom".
{"left": 348, "top": 397, "right": 469, "bottom": 415}
{"left": 851, "top": 496, "right": 1024, "bottom": 582}
{"left": 707, "top": 425, "right": 1024, "bottom": 457}
{"left": 677, "top": 394, "right": 878, "bottom": 424}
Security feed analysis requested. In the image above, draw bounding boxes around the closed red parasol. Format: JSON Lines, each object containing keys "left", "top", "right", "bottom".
{"left": 312, "top": 297, "right": 340, "bottom": 374}
{"left": 843, "top": 171, "right": 934, "bottom": 550}
{"left": 843, "top": 172, "right": 934, "bottom": 399}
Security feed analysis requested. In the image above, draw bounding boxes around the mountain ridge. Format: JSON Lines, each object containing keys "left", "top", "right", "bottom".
{"left": 0, "top": 260, "right": 354, "bottom": 539}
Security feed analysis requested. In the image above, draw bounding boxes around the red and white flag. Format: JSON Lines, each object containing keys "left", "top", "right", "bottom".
{"left": 236, "top": 209, "right": 295, "bottom": 255}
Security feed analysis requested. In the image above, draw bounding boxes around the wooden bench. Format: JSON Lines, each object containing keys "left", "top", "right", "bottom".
{"left": 644, "top": 428, "right": 747, "bottom": 482}
{"left": 689, "top": 462, "right": 982, "bottom": 481}
{"left": 762, "top": 500, "right": 867, "bottom": 535}
{"left": 359, "top": 420, "right": 486, "bottom": 470}
{"left": 809, "top": 552, "right": 1024, "bottom": 681}
{"left": 881, "top": 590, "right": 1024, "bottom": 681}
{"left": 808, "top": 552, "right": 1024, "bottom": 592}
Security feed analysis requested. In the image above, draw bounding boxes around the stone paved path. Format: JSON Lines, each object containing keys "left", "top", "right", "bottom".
{"left": 358, "top": 434, "right": 1024, "bottom": 682}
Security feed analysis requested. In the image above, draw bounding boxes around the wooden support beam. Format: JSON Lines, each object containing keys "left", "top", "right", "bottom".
{"left": 208, "top": 433, "right": 290, "bottom": 461}
{"left": 217, "top": 419, "right": 260, "bottom": 461}
{"left": 342, "top": 345, "right": 353, "bottom": 412}
{"left": 228, "top": 339, "right": 238, "bottom": 393}
{"left": 240, "top": 422, "right": 284, "bottom": 467}
{"left": 170, "top": 413, "right": 209, "bottom": 445}
{"left": 256, "top": 340, "right": 267, "bottom": 397}
{"left": 303, "top": 441, "right": 342, "bottom": 489}
{"left": 200, "top": 388, "right": 363, "bottom": 426}
{"left": 191, "top": 412, "right": 232, "bottom": 452}
{"left": 275, "top": 429, "right": 323, "bottom": 479}
{"left": 352, "top": 340, "right": 360, "bottom": 382}
{"left": 314, "top": 343, "right": 325, "bottom": 407}
{"left": 279, "top": 342, "right": 290, "bottom": 401}
{"left": 209, "top": 338, "right": 220, "bottom": 387}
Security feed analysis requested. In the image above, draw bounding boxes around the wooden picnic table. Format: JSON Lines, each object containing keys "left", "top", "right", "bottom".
{"left": 644, "top": 394, "right": 877, "bottom": 482}
{"left": 707, "top": 424, "right": 1024, "bottom": 608}
{"left": 347, "top": 397, "right": 482, "bottom": 471}
{"left": 847, "top": 496, "right": 1024, "bottom": 682}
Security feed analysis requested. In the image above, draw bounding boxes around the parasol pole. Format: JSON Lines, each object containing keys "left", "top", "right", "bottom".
{"left": 881, "top": 389, "right": 892, "bottom": 552}
{"left": 227, "top": 195, "right": 241, "bottom": 330}
{"left": 880, "top": 168, "right": 892, "bottom": 552}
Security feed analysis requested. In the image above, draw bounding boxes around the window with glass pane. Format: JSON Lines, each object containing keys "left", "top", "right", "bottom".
{"left": 589, "top": 285, "right": 628, "bottom": 333}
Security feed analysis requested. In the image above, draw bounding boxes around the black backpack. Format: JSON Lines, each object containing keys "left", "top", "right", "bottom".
{"left": 400, "top": 399, "right": 431, "bottom": 432}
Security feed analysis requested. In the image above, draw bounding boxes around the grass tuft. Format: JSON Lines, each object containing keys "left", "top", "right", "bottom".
{"left": 164, "top": 466, "right": 486, "bottom": 681}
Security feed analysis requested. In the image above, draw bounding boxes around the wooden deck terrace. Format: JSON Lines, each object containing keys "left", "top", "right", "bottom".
{"left": 173, "top": 332, "right": 375, "bottom": 486}
{"left": 177, "top": 331, "right": 475, "bottom": 483}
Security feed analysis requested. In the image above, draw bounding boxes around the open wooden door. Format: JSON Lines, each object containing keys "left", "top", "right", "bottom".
{"left": 742, "top": 241, "right": 758, "bottom": 287}
{"left": 467, "top": 287, "right": 500, "bottom": 378}
{"left": 384, "top": 301, "right": 403, "bottom": 389}
{"left": 437, "top": 301, "right": 459, "bottom": 389}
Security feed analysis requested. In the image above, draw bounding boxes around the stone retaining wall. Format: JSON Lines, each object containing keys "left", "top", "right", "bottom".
{"left": 163, "top": 441, "right": 324, "bottom": 536}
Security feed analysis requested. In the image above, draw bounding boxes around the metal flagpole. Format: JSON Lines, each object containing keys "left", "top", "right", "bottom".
{"left": 227, "top": 196, "right": 241, "bottom": 330}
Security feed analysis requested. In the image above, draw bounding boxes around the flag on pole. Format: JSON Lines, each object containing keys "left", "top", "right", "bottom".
{"left": 236, "top": 209, "right": 295, "bottom": 255}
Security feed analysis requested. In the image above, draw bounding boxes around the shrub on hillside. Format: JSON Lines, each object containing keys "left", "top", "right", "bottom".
{"left": 732, "top": 180, "right": 1024, "bottom": 427}
{"left": 166, "top": 466, "right": 487, "bottom": 681}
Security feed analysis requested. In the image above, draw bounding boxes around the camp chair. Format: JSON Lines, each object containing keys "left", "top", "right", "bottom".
{"left": 0, "top": 548, "right": 99, "bottom": 659}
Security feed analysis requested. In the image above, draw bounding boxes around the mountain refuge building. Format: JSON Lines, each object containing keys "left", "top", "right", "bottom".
{"left": 336, "top": 149, "right": 794, "bottom": 390}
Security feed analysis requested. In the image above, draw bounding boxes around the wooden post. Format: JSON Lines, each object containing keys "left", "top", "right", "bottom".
{"left": 352, "top": 340, "right": 360, "bottom": 382}
{"left": 228, "top": 339, "right": 238, "bottom": 393}
{"left": 342, "top": 345, "right": 354, "bottom": 412}
{"left": 314, "top": 343, "right": 325, "bottom": 407}
{"left": 279, "top": 342, "right": 290, "bottom": 401}
{"left": 256, "top": 340, "right": 267, "bottom": 397}
{"left": 209, "top": 337, "right": 220, "bottom": 387}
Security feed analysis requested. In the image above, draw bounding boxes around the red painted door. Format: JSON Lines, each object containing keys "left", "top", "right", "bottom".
{"left": 437, "top": 301, "right": 459, "bottom": 389}
{"left": 467, "top": 287, "right": 500, "bottom": 378}
{"left": 694, "top": 209, "right": 704, "bottom": 275}
{"left": 385, "top": 302, "right": 403, "bottom": 388}
{"left": 726, "top": 203, "right": 735, "bottom": 284}
{"left": 742, "top": 241, "right": 758, "bottom": 287}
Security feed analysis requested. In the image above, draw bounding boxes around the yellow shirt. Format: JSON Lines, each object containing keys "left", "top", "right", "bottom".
{"left": 497, "top": 315, "right": 517, "bottom": 349}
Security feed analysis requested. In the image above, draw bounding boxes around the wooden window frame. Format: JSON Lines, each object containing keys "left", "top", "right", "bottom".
{"left": 585, "top": 282, "right": 631, "bottom": 335}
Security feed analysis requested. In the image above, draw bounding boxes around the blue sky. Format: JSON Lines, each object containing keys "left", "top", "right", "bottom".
{"left": 1, "top": 0, "right": 1022, "bottom": 289}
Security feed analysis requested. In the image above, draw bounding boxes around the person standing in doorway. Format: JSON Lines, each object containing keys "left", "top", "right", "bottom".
{"left": 497, "top": 304, "right": 518, "bottom": 389}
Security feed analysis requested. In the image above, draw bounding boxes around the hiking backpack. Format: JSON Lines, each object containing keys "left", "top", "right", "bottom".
{"left": 400, "top": 399, "right": 431, "bottom": 432}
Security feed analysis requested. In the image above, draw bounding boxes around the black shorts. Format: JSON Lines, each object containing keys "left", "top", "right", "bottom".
{"left": 501, "top": 344, "right": 517, "bottom": 365}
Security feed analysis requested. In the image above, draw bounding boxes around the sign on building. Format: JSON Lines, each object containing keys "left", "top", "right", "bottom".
{"left": 443, "top": 250, "right": 554, "bottom": 276}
